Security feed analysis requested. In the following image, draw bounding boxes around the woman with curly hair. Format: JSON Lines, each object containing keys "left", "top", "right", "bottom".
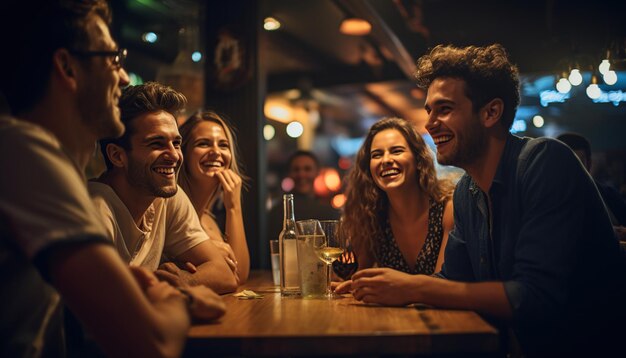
{"left": 178, "top": 110, "right": 250, "bottom": 283}
{"left": 335, "top": 117, "right": 454, "bottom": 294}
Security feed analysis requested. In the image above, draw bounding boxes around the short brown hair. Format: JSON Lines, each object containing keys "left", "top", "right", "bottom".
{"left": 99, "top": 82, "right": 187, "bottom": 170}
{"left": 414, "top": 44, "right": 520, "bottom": 130}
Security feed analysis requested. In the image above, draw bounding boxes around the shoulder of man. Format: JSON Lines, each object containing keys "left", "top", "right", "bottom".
{"left": 163, "top": 186, "right": 203, "bottom": 230}
{"left": 453, "top": 173, "right": 472, "bottom": 198}
{"left": 166, "top": 185, "right": 194, "bottom": 209}
{"left": 0, "top": 115, "right": 62, "bottom": 154}
{"left": 87, "top": 181, "right": 122, "bottom": 214}
{"left": 516, "top": 136, "right": 579, "bottom": 178}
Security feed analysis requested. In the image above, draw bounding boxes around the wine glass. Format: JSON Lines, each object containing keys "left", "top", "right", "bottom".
{"left": 316, "top": 220, "right": 345, "bottom": 299}
{"left": 332, "top": 229, "right": 358, "bottom": 281}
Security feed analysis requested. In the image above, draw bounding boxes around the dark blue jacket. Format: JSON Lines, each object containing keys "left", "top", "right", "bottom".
{"left": 441, "top": 134, "right": 626, "bottom": 355}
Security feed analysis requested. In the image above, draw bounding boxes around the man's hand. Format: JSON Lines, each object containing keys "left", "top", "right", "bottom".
{"left": 614, "top": 225, "right": 626, "bottom": 242}
{"left": 181, "top": 285, "right": 226, "bottom": 321}
{"left": 155, "top": 262, "right": 195, "bottom": 288}
{"left": 128, "top": 265, "right": 159, "bottom": 290}
{"left": 131, "top": 265, "right": 225, "bottom": 321}
{"left": 351, "top": 267, "right": 421, "bottom": 306}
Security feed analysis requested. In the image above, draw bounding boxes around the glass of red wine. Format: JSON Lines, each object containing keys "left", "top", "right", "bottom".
{"left": 332, "top": 226, "right": 357, "bottom": 280}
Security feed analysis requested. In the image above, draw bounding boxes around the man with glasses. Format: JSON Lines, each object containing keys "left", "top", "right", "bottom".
{"left": 0, "top": 1, "right": 224, "bottom": 356}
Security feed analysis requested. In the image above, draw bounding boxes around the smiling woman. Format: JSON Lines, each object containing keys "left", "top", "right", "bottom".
{"left": 178, "top": 111, "right": 251, "bottom": 283}
{"left": 339, "top": 117, "right": 455, "bottom": 286}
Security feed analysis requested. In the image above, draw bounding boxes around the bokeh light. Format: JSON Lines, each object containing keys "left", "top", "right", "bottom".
{"left": 331, "top": 194, "right": 346, "bottom": 209}
{"left": 281, "top": 177, "right": 294, "bottom": 192}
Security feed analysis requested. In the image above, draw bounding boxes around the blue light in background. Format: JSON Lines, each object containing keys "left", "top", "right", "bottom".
{"left": 510, "top": 119, "right": 527, "bottom": 134}
{"left": 142, "top": 32, "right": 158, "bottom": 43}
{"left": 330, "top": 136, "right": 365, "bottom": 157}
{"left": 593, "top": 90, "right": 626, "bottom": 106}
{"left": 539, "top": 90, "right": 570, "bottom": 106}
{"left": 191, "top": 51, "right": 202, "bottom": 62}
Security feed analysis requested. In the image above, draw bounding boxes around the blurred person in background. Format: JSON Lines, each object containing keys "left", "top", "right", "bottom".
{"left": 267, "top": 150, "right": 340, "bottom": 241}
{"left": 557, "top": 132, "right": 626, "bottom": 240}
{"left": 0, "top": 1, "right": 223, "bottom": 357}
{"left": 178, "top": 110, "right": 250, "bottom": 283}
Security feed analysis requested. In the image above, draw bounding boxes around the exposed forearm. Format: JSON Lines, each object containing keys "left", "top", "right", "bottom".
{"left": 185, "top": 259, "right": 238, "bottom": 294}
{"left": 51, "top": 244, "right": 190, "bottom": 358}
{"left": 225, "top": 207, "right": 250, "bottom": 283}
{"left": 413, "top": 275, "right": 513, "bottom": 319}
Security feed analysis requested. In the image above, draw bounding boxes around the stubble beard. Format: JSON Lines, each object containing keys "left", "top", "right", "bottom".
{"left": 127, "top": 156, "right": 178, "bottom": 198}
{"left": 77, "top": 85, "right": 124, "bottom": 140}
{"left": 437, "top": 119, "right": 487, "bottom": 169}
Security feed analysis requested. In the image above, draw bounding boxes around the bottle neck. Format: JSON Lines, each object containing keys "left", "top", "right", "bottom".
{"left": 283, "top": 195, "right": 295, "bottom": 230}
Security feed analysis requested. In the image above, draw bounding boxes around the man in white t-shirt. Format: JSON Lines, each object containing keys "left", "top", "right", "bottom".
{"left": 0, "top": 1, "right": 224, "bottom": 357}
{"left": 91, "top": 82, "right": 239, "bottom": 293}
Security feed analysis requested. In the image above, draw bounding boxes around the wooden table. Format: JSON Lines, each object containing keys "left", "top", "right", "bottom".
{"left": 186, "top": 271, "right": 499, "bottom": 357}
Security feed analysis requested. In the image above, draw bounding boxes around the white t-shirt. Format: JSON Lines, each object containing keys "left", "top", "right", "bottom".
{"left": 0, "top": 115, "right": 109, "bottom": 356}
{"left": 89, "top": 182, "right": 209, "bottom": 271}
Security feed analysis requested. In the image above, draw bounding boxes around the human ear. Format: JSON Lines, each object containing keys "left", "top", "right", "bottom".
{"left": 106, "top": 143, "right": 127, "bottom": 168}
{"left": 481, "top": 98, "right": 504, "bottom": 129}
{"left": 51, "top": 49, "right": 78, "bottom": 92}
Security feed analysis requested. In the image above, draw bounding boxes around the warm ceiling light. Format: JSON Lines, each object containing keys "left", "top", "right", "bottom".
{"left": 603, "top": 70, "right": 617, "bottom": 85}
{"left": 263, "top": 124, "right": 276, "bottom": 141}
{"left": 339, "top": 17, "right": 371, "bottom": 36}
{"left": 532, "top": 115, "right": 545, "bottom": 128}
{"left": 556, "top": 78, "right": 571, "bottom": 94}
{"left": 599, "top": 59, "right": 611, "bottom": 75}
{"left": 264, "top": 17, "right": 281, "bottom": 31}
{"left": 286, "top": 121, "right": 304, "bottom": 138}
{"left": 586, "top": 75, "right": 601, "bottom": 99}
{"left": 568, "top": 69, "right": 582, "bottom": 86}
{"left": 264, "top": 100, "right": 293, "bottom": 123}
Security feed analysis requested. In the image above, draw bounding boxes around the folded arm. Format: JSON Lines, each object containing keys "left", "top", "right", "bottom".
{"left": 157, "top": 240, "right": 238, "bottom": 294}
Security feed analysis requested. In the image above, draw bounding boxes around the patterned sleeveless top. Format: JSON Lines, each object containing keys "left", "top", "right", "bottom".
{"left": 376, "top": 198, "right": 447, "bottom": 275}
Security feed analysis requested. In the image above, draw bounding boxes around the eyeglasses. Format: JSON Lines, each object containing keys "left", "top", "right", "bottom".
{"left": 69, "top": 48, "right": 127, "bottom": 68}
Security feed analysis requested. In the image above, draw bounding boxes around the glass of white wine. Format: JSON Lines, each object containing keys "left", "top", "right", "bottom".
{"left": 316, "top": 220, "right": 345, "bottom": 299}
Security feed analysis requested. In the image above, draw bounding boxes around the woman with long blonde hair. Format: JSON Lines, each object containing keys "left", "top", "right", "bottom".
{"left": 178, "top": 110, "right": 250, "bottom": 283}
{"left": 336, "top": 117, "right": 454, "bottom": 297}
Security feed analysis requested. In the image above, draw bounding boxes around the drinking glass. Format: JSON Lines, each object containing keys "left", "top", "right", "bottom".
{"left": 332, "top": 228, "right": 358, "bottom": 281}
{"left": 269, "top": 240, "right": 280, "bottom": 285}
{"left": 295, "top": 219, "right": 327, "bottom": 298}
{"left": 316, "top": 220, "right": 345, "bottom": 299}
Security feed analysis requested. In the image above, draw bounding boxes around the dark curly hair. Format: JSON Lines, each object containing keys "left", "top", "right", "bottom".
{"left": 99, "top": 81, "right": 187, "bottom": 170}
{"left": 414, "top": 44, "right": 520, "bottom": 130}
{"left": 342, "top": 117, "right": 454, "bottom": 266}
